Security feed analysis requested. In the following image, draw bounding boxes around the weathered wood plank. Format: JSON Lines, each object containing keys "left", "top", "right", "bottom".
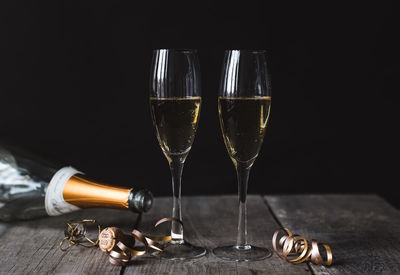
{"left": 124, "top": 195, "right": 310, "bottom": 275}
{"left": 265, "top": 194, "right": 400, "bottom": 275}
{"left": 0, "top": 222, "right": 9, "bottom": 238}
{"left": 0, "top": 208, "right": 140, "bottom": 274}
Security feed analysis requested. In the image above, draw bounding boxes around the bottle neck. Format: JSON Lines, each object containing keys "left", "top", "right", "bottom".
{"left": 63, "top": 174, "right": 132, "bottom": 209}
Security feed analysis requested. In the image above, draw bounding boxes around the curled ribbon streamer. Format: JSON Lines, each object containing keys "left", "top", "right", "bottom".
{"left": 289, "top": 236, "right": 310, "bottom": 264}
{"left": 106, "top": 217, "right": 182, "bottom": 266}
{"left": 60, "top": 219, "right": 100, "bottom": 251}
{"left": 272, "top": 228, "right": 333, "bottom": 266}
{"left": 272, "top": 228, "right": 293, "bottom": 259}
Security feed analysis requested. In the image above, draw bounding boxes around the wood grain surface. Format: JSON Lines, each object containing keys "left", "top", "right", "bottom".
{"left": 266, "top": 194, "right": 400, "bottom": 275}
{"left": 0, "top": 195, "right": 398, "bottom": 274}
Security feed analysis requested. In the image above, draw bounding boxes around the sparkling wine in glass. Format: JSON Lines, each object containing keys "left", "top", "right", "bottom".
{"left": 213, "top": 50, "right": 272, "bottom": 261}
{"left": 149, "top": 49, "right": 206, "bottom": 260}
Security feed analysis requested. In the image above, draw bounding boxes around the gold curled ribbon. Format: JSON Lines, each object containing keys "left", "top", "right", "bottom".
{"left": 272, "top": 228, "right": 333, "bottom": 266}
{"left": 60, "top": 219, "right": 101, "bottom": 251}
{"left": 106, "top": 217, "right": 182, "bottom": 266}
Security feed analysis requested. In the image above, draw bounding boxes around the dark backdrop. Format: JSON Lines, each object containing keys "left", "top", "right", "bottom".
{"left": 1, "top": 1, "right": 399, "bottom": 206}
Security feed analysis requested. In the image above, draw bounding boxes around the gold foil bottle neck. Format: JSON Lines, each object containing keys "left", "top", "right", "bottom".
{"left": 62, "top": 174, "right": 131, "bottom": 209}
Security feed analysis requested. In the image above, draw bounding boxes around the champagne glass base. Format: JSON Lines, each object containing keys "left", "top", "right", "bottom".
{"left": 153, "top": 241, "right": 207, "bottom": 260}
{"left": 212, "top": 245, "right": 271, "bottom": 262}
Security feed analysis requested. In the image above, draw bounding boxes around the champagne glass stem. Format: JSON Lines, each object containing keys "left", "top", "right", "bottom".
{"left": 169, "top": 159, "right": 184, "bottom": 244}
{"left": 236, "top": 163, "right": 251, "bottom": 249}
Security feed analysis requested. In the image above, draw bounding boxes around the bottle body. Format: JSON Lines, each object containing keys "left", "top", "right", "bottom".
{"left": 0, "top": 145, "right": 153, "bottom": 222}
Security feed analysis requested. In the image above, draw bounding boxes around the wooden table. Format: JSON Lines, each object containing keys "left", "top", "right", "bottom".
{"left": 1, "top": 195, "right": 399, "bottom": 274}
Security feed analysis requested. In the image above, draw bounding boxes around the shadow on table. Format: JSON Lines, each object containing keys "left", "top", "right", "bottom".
{"left": 1, "top": 208, "right": 142, "bottom": 233}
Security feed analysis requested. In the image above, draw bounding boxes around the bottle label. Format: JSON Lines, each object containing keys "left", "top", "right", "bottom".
{"left": 45, "top": 167, "right": 81, "bottom": 216}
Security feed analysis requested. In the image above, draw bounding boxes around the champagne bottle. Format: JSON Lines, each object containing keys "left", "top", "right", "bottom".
{"left": 0, "top": 145, "right": 153, "bottom": 221}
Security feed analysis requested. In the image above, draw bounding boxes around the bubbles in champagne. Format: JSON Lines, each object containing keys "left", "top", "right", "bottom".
{"left": 218, "top": 96, "right": 271, "bottom": 166}
{"left": 150, "top": 97, "right": 201, "bottom": 162}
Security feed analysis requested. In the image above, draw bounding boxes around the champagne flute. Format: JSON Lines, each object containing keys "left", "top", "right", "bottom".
{"left": 213, "top": 50, "right": 272, "bottom": 261}
{"left": 149, "top": 49, "right": 206, "bottom": 260}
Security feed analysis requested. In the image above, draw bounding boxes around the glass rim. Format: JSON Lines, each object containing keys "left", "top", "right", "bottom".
{"left": 225, "top": 49, "right": 267, "bottom": 53}
{"left": 153, "top": 48, "right": 198, "bottom": 53}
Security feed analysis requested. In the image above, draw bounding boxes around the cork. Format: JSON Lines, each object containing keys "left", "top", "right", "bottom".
{"left": 99, "top": 227, "right": 134, "bottom": 252}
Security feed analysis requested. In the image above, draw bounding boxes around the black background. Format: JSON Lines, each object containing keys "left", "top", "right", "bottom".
{"left": 1, "top": 1, "right": 399, "bottom": 206}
